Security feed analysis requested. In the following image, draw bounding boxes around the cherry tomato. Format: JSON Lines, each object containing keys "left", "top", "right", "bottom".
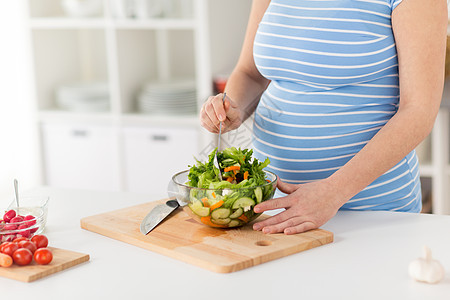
{"left": 10, "top": 216, "right": 24, "bottom": 223}
{"left": 13, "top": 237, "right": 28, "bottom": 244}
{"left": 23, "top": 215, "right": 36, "bottom": 227}
{"left": 31, "top": 235, "right": 48, "bottom": 249}
{"left": 4, "top": 223, "right": 18, "bottom": 230}
{"left": 12, "top": 248, "right": 33, "bottom": 266}
{"left": 18, "top": 240, "right": 37, "bottom": 254}
{"left": 3, "top": 210, "right": 16, "bottom": 223}
{"left": 17, "top": 225, "right": 31, "bottom": 238}
{"left": 34, "top": 248, "right": 53, "bottom": 265}
{"left": 1, "top": 234, "right": 16, "bottom": 243}
{"left": 0, "top": 242, "right": 18, "bottom": 257}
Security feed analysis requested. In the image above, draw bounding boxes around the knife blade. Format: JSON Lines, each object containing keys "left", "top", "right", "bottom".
{"left": 140, "top": 199, "right": 179, "bottom": 235}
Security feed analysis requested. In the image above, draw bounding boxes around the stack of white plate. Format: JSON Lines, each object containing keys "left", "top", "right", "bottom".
{"left": 137, "top": 79, "right": 197, "bottom": 115}
{"left": 55, "top": 82, "right": 110, "bottom": 112}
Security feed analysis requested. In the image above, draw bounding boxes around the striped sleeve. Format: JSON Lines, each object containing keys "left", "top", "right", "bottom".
{"left": 391, "top": 0, "right": 403, "bottom": 11}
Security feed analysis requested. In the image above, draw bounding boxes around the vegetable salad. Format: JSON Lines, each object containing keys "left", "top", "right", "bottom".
{"left": 186, "top": 147, "right": 276, "bottom": 228}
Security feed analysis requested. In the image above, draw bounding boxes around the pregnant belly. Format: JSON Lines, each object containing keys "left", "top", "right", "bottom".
{"left": 252, "top": 89, "right": 398, "bottom": 182}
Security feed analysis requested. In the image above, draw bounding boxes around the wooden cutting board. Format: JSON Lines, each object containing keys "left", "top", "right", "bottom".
{"left": 80, "top": 199, "right": 333, "bottom": 273}
{"left": 0, "top": 247, "right": 89, "bottom": 282}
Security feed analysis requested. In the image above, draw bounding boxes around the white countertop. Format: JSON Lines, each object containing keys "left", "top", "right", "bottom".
{"left": 1, "top": 187, "right": 450, "bottom": 299}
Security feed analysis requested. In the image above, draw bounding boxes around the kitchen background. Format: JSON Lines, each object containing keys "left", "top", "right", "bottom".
{"left": 0, "top": 0, "right": 448, "bottom": 215}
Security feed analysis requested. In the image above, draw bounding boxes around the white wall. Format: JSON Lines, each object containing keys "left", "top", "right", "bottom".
{"left": 0, "top": 1, "right": 40, "bottom": 201}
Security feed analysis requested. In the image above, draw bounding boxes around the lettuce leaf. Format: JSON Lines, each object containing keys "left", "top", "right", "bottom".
{"left": 187, "top": 147, "right": 270, "bottom": 189}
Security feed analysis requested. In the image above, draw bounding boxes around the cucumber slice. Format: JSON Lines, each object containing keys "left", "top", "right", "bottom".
{"left": 228, "top": 220, "right": 241, "bottom": 227}
{"left": 211, "top": 218, "right": 231, "bottom": 225}
{"left": 254, "top": 187, "right": 263, "bottom": 203}
{"left": 211, "top": 208, "right": 231, "bottom": 219}
{"left": 232, "top": 197, "right": 255, "bottom": 211}
{"left": 229, "top": 207, "right": 243, "bottom": 219}
{"left": 188, "top": 201, "right": 210, "bottom": 217}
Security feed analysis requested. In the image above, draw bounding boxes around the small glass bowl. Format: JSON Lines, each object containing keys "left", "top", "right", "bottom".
{"left": 0, "top": 196, "right": 49, "bottom": 243}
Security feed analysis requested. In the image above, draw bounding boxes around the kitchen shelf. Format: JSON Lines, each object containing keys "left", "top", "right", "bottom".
{"left": 29, "top": 18, "right": 196, "bottom": 30}
{"left": 29, "top": 18, "right": 107, "bottom": 29}
{"left": 419, "top": 164, "right": 434, "bottom": 177}
{"left": 120, "top": 113, "right": 200, "bottom": 127}
{"left": 37, "top": 110, "right": 201, "bottom": 127}
{"left": 37, "top": 110, "right": 117, "bottom": 124}
{"left": 113, "top": 19, "right": 196, "bottom": 30}
{"left": 27, "top": 0, "right": 251, "bottom": 193}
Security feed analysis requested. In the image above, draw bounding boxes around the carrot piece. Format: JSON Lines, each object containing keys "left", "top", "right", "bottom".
{"left": 266, "top": 179, "right": 271, "bottom": 183}
{"left": 200, "top": 216, "right": 214, "bottom": 226}
{"left": 233, "top": 170, "right": 237, "bottom": 175}
{"left": 200, "top": 216, "right": 211, "bottom": 224}
{"left": 224, "top": 165, "right": 240, "bottom": 172}
{"left": 200, "top": 216, "right": 225, "bottom": 228}
{"left": 243, "top": 171, "right": 249, "bottom": 180}
{"left": 210, "top": 200, "right": 224, "bottom": 211}
{"left": 0, "top": 253, "right": 13, "bottom": 268}
{"left": 201, "top": 197, "right": 210, "bottom": 207}
{"left": 238, "top": 214, "right": 248, "bottom": 222}
{"left": 212, "top": 192, "right": 216, "bottom": 198}
{"left": 226, "top": 177, "right": 233, "bottom": 183}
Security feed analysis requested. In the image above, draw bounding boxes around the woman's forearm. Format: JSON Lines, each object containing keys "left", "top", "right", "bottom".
{"left": 223, "top": 0, "right": 271, "bottom": 123}
{"left": 224, "top": 69, "right": 269, "bottom": 122}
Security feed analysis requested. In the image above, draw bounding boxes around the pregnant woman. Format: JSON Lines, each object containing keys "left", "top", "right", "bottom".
{"left": 200, "top": 0, "right": 447, "bottom": 234}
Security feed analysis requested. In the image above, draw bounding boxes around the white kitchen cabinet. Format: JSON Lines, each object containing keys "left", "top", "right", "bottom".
{"left": 41, "top": 122, "right": 121, "bottom": 191}
{"left": 122, "top": 126, "right": 198, "bottom": 193}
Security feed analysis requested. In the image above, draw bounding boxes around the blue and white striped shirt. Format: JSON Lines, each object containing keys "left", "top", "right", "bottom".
{"left": 252, "top": 0, "right": 421, "bottom": 212}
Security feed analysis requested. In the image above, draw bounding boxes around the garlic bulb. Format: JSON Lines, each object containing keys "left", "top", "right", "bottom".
{"left": 409, "top": 246, "right": 445, "bottom": 284}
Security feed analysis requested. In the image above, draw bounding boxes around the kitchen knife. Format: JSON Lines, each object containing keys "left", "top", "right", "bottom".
{"left": 140, "top": 199, "right": 179, "bottom": 235}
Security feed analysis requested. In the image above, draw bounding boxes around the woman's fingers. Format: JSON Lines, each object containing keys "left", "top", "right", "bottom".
{"left": 200, "top": 117, "right": 218, "bottom": 133}
{"left": 276, "top": 177, "right": 298, "bottom": 194}
{"left": 284, "top": 221, "right": 316, "bottom": 235}
{"left": 254, "top": 215, "right": 316, "bottom": 235}
{"left": 200, "top": 93, "right": 237, "bottom": 133}
{"left": 200, "top": 104, "right": 219, "bottom": 133}
{"left": 254, "top": 195, "right": 292, "bottom": 213}
{"left": 212, "top": 94, "right": 227, "bottom": 122}
{"left": 252, "top": 208, "right": 298, "bottom": 231}
{"left": 203, "top": 101, "right": 221, "bottom": 131}
{"left": 252, "top": 179, "right": 340, "bottom": 235}
{"left": 261, "top": 216, "right": 307, "bottom": 234}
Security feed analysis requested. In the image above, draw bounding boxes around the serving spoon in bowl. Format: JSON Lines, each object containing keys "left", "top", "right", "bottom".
{"left": 213, "top": 92, "right": 226, "bottom": 181}
{"left": 14, "top": 179, "right": 19, "bottom": 213}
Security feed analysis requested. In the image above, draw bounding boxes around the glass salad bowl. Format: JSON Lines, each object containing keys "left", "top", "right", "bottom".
{"left": 0, "top": 195, "right": 49, "bottom": 243}
{"left": 170, "top": 170, "right": 277, "bottom": 228}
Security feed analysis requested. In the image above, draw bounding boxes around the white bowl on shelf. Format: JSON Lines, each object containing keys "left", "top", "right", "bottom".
{"left": 61, "top": 0, "right": 103, "bottom": 18}
{"left": 55, "top": 82, "right": 110, "bottom": 112}
{"left": 136, "top": 79, "right": 197, "bottom": 115}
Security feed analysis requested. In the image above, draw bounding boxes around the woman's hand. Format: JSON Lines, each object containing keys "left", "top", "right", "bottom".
{"left": 200, "top": 93, "right": 243, "bottom": 134}
{"left": 253, "top": 177, "right": 344, "bottom": 234}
